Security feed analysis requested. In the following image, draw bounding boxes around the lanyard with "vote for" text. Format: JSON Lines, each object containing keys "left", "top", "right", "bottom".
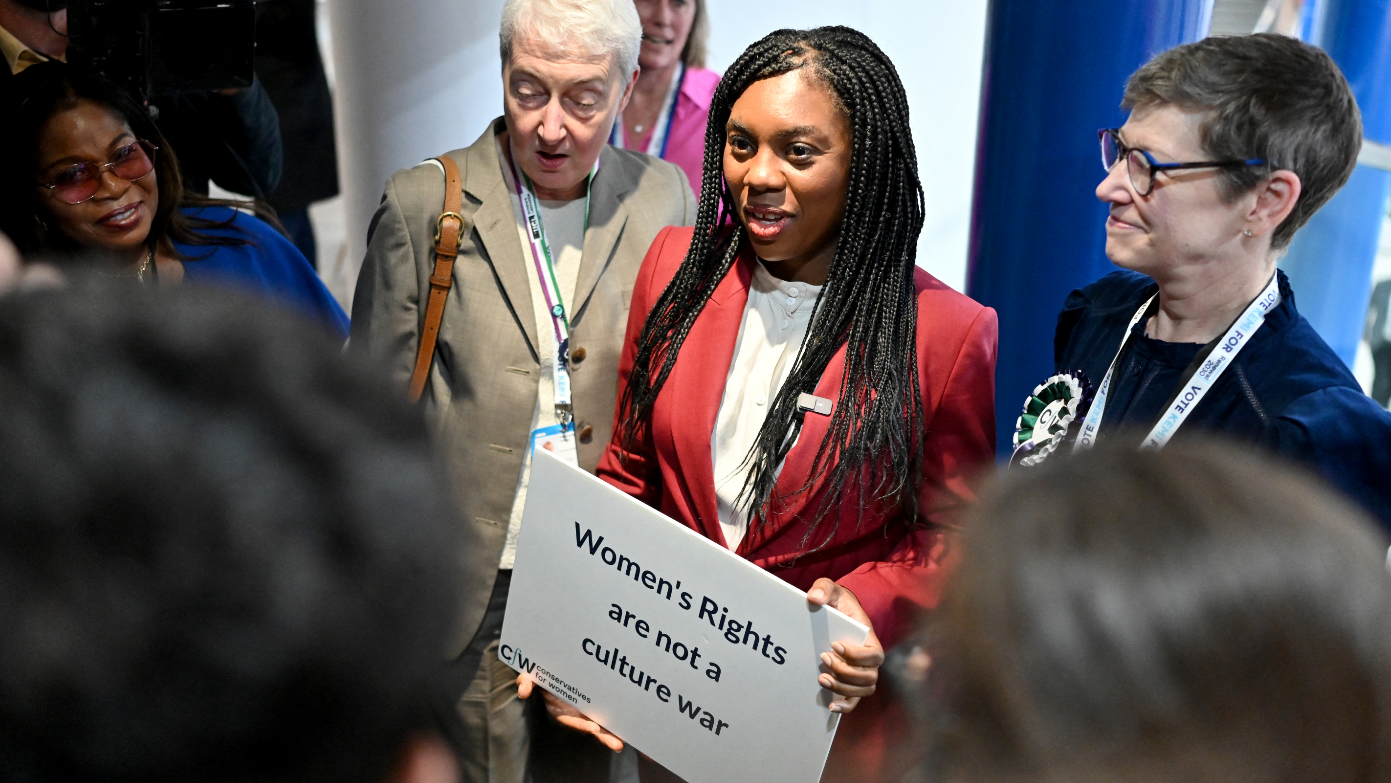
{"left": 1074, "top": 273, "right": 1281, "bottom": 452}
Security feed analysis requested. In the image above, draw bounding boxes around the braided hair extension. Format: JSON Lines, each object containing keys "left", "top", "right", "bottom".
{"left": 617, "top": 27, "right": 926, "bottom": 553}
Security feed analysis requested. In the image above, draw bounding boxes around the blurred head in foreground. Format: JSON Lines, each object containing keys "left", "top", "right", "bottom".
{"left": 926, "top": 439, "right": 1391, "bottom": 783}
{"left": 0, "top": 280, "right": 461, "bottom": 783}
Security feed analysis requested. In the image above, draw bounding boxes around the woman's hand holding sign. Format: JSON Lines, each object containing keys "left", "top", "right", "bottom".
{"left": 516, "top": 672, "right": 626, "bottom": 751}
{"left": 806, "top": 578, "right": 883, "bottom": 714}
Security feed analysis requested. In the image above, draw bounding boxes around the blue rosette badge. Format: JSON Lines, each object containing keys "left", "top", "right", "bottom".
{"left": 1010, "top": 372, "right": 1093, "bottom": 468}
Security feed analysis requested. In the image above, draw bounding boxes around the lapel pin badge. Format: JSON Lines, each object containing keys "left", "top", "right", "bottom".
{"left": 796, "top": 393, "right": 834, "bottom": 417}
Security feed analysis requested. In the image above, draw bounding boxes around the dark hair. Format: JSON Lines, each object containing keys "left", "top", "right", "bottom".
{"left": 0, "top": 279, "right": 460, "bottom": 783}
{"left": 616, "top": 26, "right": 926, "bottom": 553}
{"left": 0, "top": 63, "right": 283, "bottom": 261}
{"left": 925, "top": 438, "right": 1391, "bottom": 783}
{"left": 1123, "top": 33, "right": 1361, "bottom": 250}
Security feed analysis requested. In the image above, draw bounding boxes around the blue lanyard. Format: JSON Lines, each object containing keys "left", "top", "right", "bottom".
{"left": 610, "top": 62, "right": 684, "bottom": 160}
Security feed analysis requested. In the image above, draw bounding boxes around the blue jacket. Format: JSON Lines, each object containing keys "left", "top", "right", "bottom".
{"left": 1055, "top": 269, "right": 1391, "bottom": 529}
{"left": 175, "top": 206, "right": 348, "bottom": 337}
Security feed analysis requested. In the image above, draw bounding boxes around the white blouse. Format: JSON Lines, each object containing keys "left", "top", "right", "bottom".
{"left": 712, "top": 261, "right": 823, "bottom": 551}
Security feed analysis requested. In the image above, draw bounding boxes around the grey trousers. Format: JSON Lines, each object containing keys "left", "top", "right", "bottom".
{"left": 435, "top": 570, "right": 614, "bottom": 783}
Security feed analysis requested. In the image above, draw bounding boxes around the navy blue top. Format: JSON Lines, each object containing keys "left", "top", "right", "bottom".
{"left": 1056, "top": 269, "right": 1391, "bottom": 530}
{"left": 174, "top": 206, "right": 349, "bottom": 337}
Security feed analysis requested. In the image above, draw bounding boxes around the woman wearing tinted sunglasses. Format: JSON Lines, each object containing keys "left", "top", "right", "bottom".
{"left": 0, "top": 64, "right": 347, "bottom": 336}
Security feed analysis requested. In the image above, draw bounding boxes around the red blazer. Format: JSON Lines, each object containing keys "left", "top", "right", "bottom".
{"left": 598, "top": 226, "right": 998, "bottom": 648}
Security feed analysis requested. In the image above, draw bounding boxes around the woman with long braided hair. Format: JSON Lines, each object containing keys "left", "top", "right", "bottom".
{"left": 591, "top": 27, "right": 995, "bottom": 778}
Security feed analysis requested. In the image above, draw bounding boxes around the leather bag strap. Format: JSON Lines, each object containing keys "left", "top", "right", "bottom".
{"left": 408, "top": 154, "right": 466, "bottom": 402}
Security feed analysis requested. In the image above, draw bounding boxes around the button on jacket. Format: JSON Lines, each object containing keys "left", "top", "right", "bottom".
{"left": 597, "top": 226, "right": 998, "bottom": 782}
{"left": 600, "top": 225, "right": 998, "bottom": 649}
{"left": 351, "top": 119, "right": 696, "bottom": 654}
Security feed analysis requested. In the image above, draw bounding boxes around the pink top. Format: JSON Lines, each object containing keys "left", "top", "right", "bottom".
{"left": 629, "top": 66, "right": 720, "bottom": 197}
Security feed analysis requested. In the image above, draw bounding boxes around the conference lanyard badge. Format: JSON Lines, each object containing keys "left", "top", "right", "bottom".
{"left": 531, "top": 422, "right": 580, "bottom": 468}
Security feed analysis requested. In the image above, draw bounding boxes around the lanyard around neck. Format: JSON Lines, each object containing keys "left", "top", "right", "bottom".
{"left": 610, "top": 62, "right": 684, "bottom": 159}
{"left": 506, "top": 146, "right": 598, "bottom": 428}
{"left": 1074, "top": 273, "right": 1281, "bottom": 452}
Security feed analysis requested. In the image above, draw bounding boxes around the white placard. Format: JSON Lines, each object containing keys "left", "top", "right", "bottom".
{"left": 500, "top": 449, "right": 868, "bottom": 783}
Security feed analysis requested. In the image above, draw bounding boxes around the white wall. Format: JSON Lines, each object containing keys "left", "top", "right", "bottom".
{"left": 326, "top": 0, "right": 986, "bottom": 302}
{"left": 328, "top": 0, "right": 507, "bottom": 304}
{"left": 702, "top": 1, "right": 988, "bottom": 291}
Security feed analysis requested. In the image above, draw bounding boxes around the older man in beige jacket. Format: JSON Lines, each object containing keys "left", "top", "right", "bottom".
{"left": 349, "top": 0, "right": 696, "bottom": 779}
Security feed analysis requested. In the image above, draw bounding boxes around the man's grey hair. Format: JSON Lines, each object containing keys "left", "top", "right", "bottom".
{"left": 500, "top": 0, "right": 642, "bottom": 83}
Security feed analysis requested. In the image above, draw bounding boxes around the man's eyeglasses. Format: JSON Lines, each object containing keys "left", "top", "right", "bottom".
{"left": 1099, "top": 129, "right": 1264, "bottom": 196}
{"left": 37, "top": 140, "right": 159, "bottom": 205}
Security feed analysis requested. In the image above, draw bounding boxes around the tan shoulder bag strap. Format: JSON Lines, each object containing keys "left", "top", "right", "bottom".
{"left": 408, "top": 155, "right": 466, "bottom": 402}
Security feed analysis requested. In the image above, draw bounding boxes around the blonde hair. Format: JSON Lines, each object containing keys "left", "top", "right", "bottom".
{"left": 681, "top": 0, "right": 709, "bottom": 70}
{"left": 500, "top": 0, "right": 642, "bottom": 82}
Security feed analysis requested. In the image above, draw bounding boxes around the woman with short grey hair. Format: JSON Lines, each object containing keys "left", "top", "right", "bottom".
{"left": 1011, "top": 33, "right": 1391, "bottom": 525}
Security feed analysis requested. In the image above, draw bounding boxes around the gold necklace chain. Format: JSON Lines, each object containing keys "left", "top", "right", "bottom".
{"left": 89, "top": 249, "right": 154, "bottom": 282}
{"left": 136, "top": 249, "right": 153, "bottom": 283}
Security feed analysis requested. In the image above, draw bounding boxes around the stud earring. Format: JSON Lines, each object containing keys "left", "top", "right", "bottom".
{"left": 1243, "top": 229, "right": 1253, "bottom": 236}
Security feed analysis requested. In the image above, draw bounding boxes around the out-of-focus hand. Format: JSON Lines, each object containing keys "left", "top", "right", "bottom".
{"left": 0, "top": 232, "right": 62, "bottom": 294}
{"left": 807, "top": 578, "right": 884, "bottom": 714}
{"left": 0, "top": 232, "right": 17, "bottom": 280}
{"left": 516, "top": 672, "right": 625, "bottom": 751}
{"left": 385, "top": 734, "right": 460, "bottom": 783}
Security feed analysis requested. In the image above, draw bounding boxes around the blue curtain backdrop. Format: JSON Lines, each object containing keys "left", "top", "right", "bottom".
{"left": 967, "top": 0, "right": 1214, "bottom": 457}
{"left": 1278, "top": 0, "right": 1391, "bottom": 366}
